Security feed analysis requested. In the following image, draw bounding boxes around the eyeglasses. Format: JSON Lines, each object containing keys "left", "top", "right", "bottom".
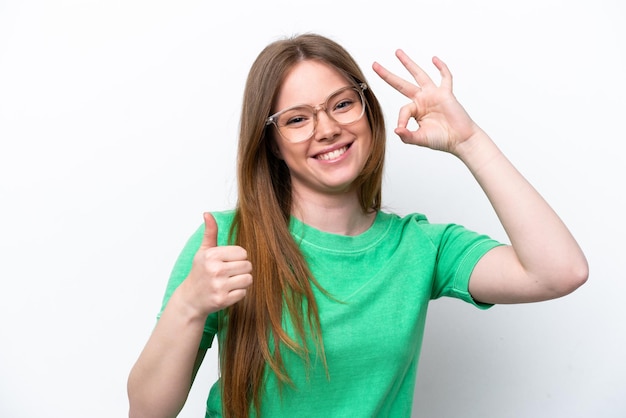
{"left": 266, "top": 83, "right": 367, "bottom": 143}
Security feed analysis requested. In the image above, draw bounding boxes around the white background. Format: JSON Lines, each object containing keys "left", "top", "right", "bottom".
{"left": 1, "top": 1, "right": 624, "bottom": 417}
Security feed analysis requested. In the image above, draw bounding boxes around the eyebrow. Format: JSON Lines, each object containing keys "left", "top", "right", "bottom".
{"left": 276, "top": 85, "right": 354, "bottom": 111}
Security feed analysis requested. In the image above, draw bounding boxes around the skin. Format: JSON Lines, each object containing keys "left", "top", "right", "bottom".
{"left": 272, "top": 60, "right": 376, "bottom": 236}
{"left": 372, "top": 50, "right": 588, "bottom": 303}
{"left": 127, "top": 212, "right": 251, "bottom": 417}
{"left": 127, "top": 49, "right": 588, "bottom": 418}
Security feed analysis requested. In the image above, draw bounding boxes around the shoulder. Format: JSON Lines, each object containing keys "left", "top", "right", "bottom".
{"left": 380, "top": 210, "right": 495, "bottom": 248}
{"left": 211, "top": 209, "right": 236, "bottom": 225}
{"left": 381, "top": 210, "right": 428, "bottom": 224}
{"left": 211, "top": 209, "right": 236, "bottom": 245}
{"left": 182, "top": 209, "right": 237, "bottom": 250}
{"left": 380, "top": 210, "right": 439, "bottom": 237}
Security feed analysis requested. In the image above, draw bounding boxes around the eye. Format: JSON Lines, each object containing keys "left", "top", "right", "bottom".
{"left": 330, "top": 90, "right": 359, "bottom": 113}
{"left": 284, "top": 114, "right": 310, "bottom": 127}
{"left": 280, "top": 107, "right": 313, "bottom": 127}
{"left": 334, "top": 98, "right": 355, "bottom": 111}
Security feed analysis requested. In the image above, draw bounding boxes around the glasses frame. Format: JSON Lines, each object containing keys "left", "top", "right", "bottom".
{"left": 265, "top": 83, "right": 368, "bottom": 143}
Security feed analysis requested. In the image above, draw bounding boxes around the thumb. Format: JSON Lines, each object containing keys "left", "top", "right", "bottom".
{"left": 200, "top": 212, "right": 218, "bottom": 249}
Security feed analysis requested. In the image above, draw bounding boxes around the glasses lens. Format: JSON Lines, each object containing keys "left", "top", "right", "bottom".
{"left": 327, "top": 87, "right": 365, "bottom": 125}
{"left": 276, "top": 106, "right": 315, "bottom": 143}
{"left": 274, "top": 86, "right": 366, "bottom": 143}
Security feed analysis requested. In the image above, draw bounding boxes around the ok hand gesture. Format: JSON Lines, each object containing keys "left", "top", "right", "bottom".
{"left": 372, "top": 50, "right": 482, "bottom": 155}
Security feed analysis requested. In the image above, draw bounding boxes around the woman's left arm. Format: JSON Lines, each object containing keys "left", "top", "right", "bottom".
{"left": 373, "top": 51, "right": 588, "bottom": 304}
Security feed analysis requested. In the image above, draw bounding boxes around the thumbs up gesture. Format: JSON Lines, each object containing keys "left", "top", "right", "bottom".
{"left": 181, "top": 212, "right": 253, "bottom": 317}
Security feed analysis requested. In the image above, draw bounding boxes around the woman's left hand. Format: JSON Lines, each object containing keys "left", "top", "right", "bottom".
{"left": 372, "top": 50, "right": 481, "bottom": 155}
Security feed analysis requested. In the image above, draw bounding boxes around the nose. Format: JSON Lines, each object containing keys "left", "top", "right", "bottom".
{"left": 313, "top": 107, "right": 341, "bottom": 142}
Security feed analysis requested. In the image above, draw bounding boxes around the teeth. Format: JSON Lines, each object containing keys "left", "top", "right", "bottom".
{"left": 317, "top": 146, "right": 348, "bottom": 161}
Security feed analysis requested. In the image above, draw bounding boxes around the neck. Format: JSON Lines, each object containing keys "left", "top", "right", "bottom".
{"left": 291, "top": 189, "right": 376, "bottom": 236}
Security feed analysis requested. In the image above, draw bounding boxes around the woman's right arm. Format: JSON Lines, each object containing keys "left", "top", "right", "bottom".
{"left": 127, "top": 290, "right": 209, "bottom": 418}
{"left": 127, "top": 213, "right": 253, "bottom": 418}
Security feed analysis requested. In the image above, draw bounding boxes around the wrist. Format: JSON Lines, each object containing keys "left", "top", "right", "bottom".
{"left": 453, "top": 129, "right": 503, "bottom": 171}
{"left": 168, "top": 280, "right": 211, "bottom": 326}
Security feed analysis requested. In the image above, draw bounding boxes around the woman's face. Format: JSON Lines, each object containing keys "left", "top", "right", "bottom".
{"left": 272, "top": 60, "right": 372, "bottom": 201}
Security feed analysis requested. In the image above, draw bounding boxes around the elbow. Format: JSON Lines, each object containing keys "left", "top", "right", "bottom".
{"left": 128, "top": 402, "right": 172, "bottom": 418}
{"left": 127, "top": 380, "right": 183, "bottom": 418}
{"left": 570, "top": 257, "right": 590, "bottom": 291}
{"left": 127, "top": 379, "right": 165, "bottom": 418}
{"left": 550, "top": 257, "right": 589, "bottom": 298}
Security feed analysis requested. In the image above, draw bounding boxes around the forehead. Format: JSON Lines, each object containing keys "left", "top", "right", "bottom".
{"left": 275, "top": 60, "right": 350, "bottom": 110}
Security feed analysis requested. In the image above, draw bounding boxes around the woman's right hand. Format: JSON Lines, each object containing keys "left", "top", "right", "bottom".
{"left": 178, "top": 212, "right": 253, "bottom": 318}
{"left": 128, "top": 212, "right": 250, "bottom": 418}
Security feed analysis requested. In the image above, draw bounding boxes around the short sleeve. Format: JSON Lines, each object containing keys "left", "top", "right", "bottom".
{"left": 429, "top": 223, "right": 503, "bottom": 309}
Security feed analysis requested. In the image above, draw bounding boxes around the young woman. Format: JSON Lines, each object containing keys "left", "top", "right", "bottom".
{"left": 127, "top": 33, "right": 588, "bottom": 418}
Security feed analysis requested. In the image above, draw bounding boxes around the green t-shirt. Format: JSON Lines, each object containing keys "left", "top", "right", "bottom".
{"left": 159, "top": 210, "right": 501, "bottom": 417}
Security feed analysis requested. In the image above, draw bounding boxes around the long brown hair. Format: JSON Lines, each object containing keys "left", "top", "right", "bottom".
{"left": 220, "top": 33, "right": 386, "bottom": 417}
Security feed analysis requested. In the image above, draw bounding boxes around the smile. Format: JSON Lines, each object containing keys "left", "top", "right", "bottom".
{"left": 315, "top": 145, "right": 349, "bottom": 161}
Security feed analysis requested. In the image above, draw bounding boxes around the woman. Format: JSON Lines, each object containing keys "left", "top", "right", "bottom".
{"left": 127, "top": 33, "right": 588, "bottom": 418}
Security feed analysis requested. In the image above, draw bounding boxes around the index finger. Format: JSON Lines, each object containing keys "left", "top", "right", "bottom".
{"left": 372, "top": 60, "right": 421, "bottom": 99}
